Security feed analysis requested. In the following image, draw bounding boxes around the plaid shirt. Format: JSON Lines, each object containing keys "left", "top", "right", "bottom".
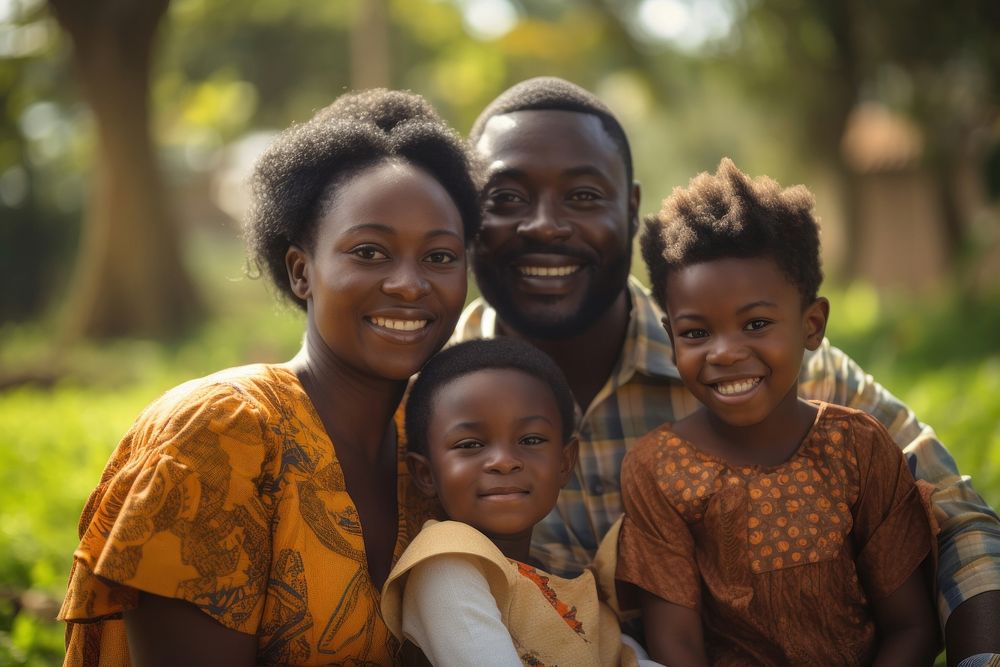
{"left": 452, "top": 276, "right": 1000, "bottom": 624}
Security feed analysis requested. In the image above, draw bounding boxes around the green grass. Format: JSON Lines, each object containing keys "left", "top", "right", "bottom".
{"left": 1, "top": 235, "right": 997, "bottom": 664}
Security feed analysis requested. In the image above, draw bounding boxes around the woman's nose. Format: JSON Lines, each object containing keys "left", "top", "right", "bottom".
{"left": 381, "top": 261, "right": 430, "bottom": 301}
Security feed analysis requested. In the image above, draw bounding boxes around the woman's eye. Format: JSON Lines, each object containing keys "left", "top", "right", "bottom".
{"left": 745, "top": 319, "right": 771, "bottom": 331}
{"left": 425, "top": 251, "right": 457, "bottom": 264}
{"left": 350, "top": 245, "right": 387, "bottom": 260}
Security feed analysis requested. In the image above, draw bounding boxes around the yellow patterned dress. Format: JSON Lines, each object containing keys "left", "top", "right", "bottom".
{"left": 59, "top": 364, "right": 427, "bottom": 666}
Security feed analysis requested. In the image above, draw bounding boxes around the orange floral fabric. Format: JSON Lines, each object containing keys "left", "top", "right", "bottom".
{"left": 59, "top": 364, "right": 426, "bottom": 666}
{"left": 618, "top": 402, "right": 934, "bottom": 665}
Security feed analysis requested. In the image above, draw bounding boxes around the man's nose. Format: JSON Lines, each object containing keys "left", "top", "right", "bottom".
{"left": 516, "top": 197, "right": 571, "bottom": 243}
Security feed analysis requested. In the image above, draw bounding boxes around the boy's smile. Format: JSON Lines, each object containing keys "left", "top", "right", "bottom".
{"left": 664, "top": 257, "right": 828, "bottom": 444}
{"left": 411, "top": 368, "right": 577, "bottom": 551}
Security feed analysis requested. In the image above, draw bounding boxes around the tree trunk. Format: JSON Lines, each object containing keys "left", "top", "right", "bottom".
{"left": 51, "top": 0, "right": 202, "bottom": 340}
{"left": 350, "top": 0, "right": 390, "bottom": 89}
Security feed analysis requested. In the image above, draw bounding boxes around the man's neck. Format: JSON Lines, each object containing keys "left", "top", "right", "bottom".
{"left": 497, "top": 290, "right": 630, "bottom": 412}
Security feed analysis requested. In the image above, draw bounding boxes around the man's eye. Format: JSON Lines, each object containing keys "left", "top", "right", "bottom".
{"left": 486, "top": 190, "right": 525, "bottom": 207}
{"left": 745, "top": 319, "right": 771, "bottom": 331}
{"left": 350, "top": 245, "right": 387, "bottom": 260}
{"left": 680, "top": 328, "right": 709, "bottom": 339}
{"left": 568, "top": 189, "right": 601, "bottom": 201}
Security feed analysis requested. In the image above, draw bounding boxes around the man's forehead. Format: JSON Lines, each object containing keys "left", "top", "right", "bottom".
{"left": 475, "top": 109, "right": 622, "bottom": 174}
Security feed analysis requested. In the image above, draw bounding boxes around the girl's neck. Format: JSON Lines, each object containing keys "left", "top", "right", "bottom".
{"left": 288, "top": 322, "right": 406, "bottom": 462}
{"left": 680, "top": 390, "right": 818, "bottom": 467}
{"left": 485, "top": 529, "right": 533, "bottom": 563}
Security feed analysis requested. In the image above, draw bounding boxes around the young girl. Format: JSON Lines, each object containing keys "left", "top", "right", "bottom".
{"left": 380, "top": 338, "right": 646, "bottom": 666}
{"left": 617, "top": 158, "right": 939, "bottom": 666}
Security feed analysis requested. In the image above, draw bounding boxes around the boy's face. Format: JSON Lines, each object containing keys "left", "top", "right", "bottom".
{"left": 663, "top": 257, "right": 828, "bottom": 428}
{"left": 409, "top": 368, "right": 577, "bottom": 544}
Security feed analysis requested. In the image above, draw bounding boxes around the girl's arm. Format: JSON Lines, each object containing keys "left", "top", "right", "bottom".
{"left": 402, "top": 554, "right": 522, "bottom": 667}
{"left": 870, "top": 563, "right": 939, "bottom": 666}
{"left": 639, "top": 588, "right": 708, "bottom": 667}
{"left": 124, "top": 592, "right": 257, "bottom": 667}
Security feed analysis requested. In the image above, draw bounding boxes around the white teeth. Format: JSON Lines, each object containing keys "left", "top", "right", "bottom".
{"left": 371, "top": 317, "right": 428, "bottom": 331}
{"left": 715, "top": 378, "right": 761, "bottom": 395}
{"left": 519, "top": 265, "right": 580, "bottom": 277}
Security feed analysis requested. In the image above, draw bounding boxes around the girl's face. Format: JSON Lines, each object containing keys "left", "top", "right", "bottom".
{"left": 664, "top": 257, "right": 827, "bottom": 430}
{"left": 411, "top": 368, "right": 577, "bottom": 545}
{"left": 288, "top": 160, "right": 467, "bottom": 381}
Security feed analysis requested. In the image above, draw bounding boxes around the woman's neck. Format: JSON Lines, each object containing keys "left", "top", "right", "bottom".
{"left": 288, "top": 322, "right": 406, "bottom": 462}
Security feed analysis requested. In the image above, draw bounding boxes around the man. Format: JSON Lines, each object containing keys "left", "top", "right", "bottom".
{"left": 453, "top": 76, "right": 1000, "bottom": 663}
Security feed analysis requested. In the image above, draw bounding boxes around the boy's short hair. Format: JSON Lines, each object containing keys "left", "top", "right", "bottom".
{"left": 641, "top": 157, "right": 823, "bottom": 309}
{"left": 468, "top": 76, "right": 634, "bottom": 186}
{"left": 405, "top": 338, "right": 576, "bottom": 457}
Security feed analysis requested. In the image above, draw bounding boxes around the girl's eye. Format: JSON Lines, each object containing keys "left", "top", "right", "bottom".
{"left": 453, "top": 440, "right": 483, "bottom": 450}
{"left": 425, "top": 250, "right": 458, "bottom": 264}
{"left": 745, "top": 319, "right": 771, "bottom": 332}
{"left": 679, "top": 328, "right": 709, "bottom": 339}
{"left": 520, "top": 435, "right": 547, "bottom": 446}
{"left": 350, "top": 245, "right": 387, "bottom": 260}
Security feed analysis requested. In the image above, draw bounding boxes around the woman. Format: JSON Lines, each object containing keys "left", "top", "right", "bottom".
{"left": 58, "top": 89, "right": 481, "bottom": 666}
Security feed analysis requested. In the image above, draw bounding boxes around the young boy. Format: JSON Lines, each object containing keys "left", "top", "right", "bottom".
{"left": 381, "top": 338, "right": 642, "bottom": 666}
{"left": 617, "top": 158, "right": 939, "bottom": 666}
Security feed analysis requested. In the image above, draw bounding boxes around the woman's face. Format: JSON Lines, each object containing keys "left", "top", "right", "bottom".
{"left": 291, "top": 160, "right": 467, "bottom": 381}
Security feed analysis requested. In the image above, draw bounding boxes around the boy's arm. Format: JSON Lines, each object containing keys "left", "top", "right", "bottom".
{"left": 401, "top": 553, "right": 522, "bottom": 667}
{"left": 639, "top": 589, "right": 708, "bottom": 667}
{"left": 870, "top": 564, "right": 940, "bottom": 667}
{"left": 801, "top": 339, "right": 1000, "bottom": 655}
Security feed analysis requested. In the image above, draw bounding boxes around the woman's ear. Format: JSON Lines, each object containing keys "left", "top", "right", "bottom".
{"left": 803, "top": 297, "right": 830, "bottom": 351}
{"left": 406, "top": 452, "right": 438, "bottom": 498}
{"left": 559, "top": 437, "right": 580, "bottom": 488}
{"left": 286, "top": 245, "right": 310, "bottom": 301}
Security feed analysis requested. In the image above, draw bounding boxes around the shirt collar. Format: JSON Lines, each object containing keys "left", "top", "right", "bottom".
{"left": 453, "top": 276, "right": 679, "bottom": 382}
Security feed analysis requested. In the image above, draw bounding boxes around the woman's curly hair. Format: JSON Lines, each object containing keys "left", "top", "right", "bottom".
{"left": 245, "top": 89, "right": 482, "bottom": 309}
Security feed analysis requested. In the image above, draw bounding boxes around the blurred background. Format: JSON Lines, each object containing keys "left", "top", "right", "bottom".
{"left": 1, "top": 0, "right": 998, "bottom": 662}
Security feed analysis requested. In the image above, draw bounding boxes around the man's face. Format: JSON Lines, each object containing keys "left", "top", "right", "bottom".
{"left": 471, "top": 110, "right": 638, "bottom": 339}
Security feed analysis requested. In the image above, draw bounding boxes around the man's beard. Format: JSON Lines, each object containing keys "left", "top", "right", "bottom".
{"left": 471, "top": 249, "right": 631, "bottom": 341}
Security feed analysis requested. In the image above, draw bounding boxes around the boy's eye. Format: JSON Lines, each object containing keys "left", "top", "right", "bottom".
{"left": 745, "top": 319, "right": 771, "bottom": 332}
{"left": 453, "top": 440, "right": 483, "bottom": 450}
{"left": 679, "top": 328, "right": 709, "bottom": 339}
{"left": 520, "top": 435, "right": 547, "bottom": 446}
{"left": 349, "top": 244, "right": 387, "bottom": 260}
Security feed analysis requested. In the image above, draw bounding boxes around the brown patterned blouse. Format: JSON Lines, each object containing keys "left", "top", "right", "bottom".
{"left": 617, "top": 402, "right": 934, "bottom": 665}
{"left": 59, "top": 364, "right": 428, "bottom": 666}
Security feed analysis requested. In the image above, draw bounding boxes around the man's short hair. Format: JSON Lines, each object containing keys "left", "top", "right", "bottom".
{"left": 469, "top": 76, "right": 633, "bottom": 185}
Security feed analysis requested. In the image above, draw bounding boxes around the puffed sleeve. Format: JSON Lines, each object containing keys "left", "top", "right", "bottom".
{"left": 617, "top": 433, "right": 701, "bottom": 610}
{"left": 849, "top": 410, "right": 935, "bottom": 602}
{"left": 59, "top": 377, "right": 276, "bottom": 634}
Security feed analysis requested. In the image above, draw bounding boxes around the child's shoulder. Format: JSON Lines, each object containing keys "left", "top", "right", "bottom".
{"left": 811, "top": 400, "right": 894, "bottom": 442}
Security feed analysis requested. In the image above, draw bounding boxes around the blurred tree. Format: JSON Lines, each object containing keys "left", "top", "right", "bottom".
{"left": 49, "top": 0, "right": 202, "bottom": 339}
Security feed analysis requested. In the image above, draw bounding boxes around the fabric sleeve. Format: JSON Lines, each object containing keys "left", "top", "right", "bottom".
{"left": 401, "top": 554, "right": 522, "bottom": 667}
{"left": 801, "top": 339, "right": 1000, "bottom": 621}
{"left": 850, "top": 412, "right": 934, "bottom": 602}
{"left": 617, "top": 438, "right": 701, "bottom": 609}
{"left": 58, "top": 380, "right": 274, "bottom": 634}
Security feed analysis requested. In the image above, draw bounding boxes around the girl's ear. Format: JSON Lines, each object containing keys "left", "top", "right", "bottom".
{"left": 803, "top": 297, "right": 830, "bottom": 351}
{"left": 559, "top": 437, "right": 580, "bottom": 488}
{"left": 406, "top": 452, "right": 437, "bottom": 498}
{"left": 286, "top": 245, "right": 311, "bottom": 301}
